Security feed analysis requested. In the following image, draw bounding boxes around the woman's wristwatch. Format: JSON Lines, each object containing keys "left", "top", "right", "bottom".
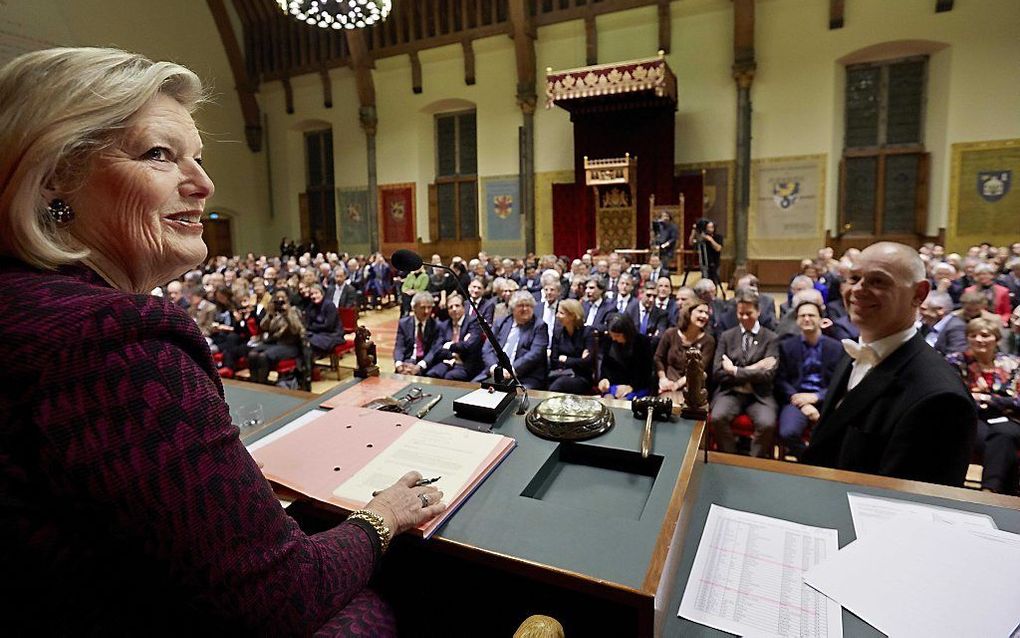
{"left": 347, "top": 509, "right": 392, "bottom": 554}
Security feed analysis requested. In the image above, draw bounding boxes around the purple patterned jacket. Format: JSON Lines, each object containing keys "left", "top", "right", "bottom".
{"left": 0, "top": 259, "right": 388, "bottom": 635}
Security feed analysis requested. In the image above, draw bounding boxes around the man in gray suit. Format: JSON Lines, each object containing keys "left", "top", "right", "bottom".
{"left": 920, "top": 291, "right": 967, "bottom": 355}
{"left": 710, "top": 288, "right": 780, "bottom": 457}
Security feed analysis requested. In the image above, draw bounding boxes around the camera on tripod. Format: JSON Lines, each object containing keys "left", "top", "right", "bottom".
{"left": 693, "top": 218, "right": 710, "bottom": 234}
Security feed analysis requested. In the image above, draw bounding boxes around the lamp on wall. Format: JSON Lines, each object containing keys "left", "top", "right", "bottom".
{"left": 276, "top": 0, "right": 392, "bottom": 30}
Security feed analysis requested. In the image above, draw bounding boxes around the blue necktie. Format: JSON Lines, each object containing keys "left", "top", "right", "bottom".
{"left": 640, "top": 310, "right": 648, "bottom": 334}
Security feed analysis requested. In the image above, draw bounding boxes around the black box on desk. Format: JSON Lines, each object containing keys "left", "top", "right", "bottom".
{"left": 453, "top": 387, "right": 515, "bottom": 423}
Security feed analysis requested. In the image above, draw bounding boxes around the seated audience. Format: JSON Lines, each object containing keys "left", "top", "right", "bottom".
{"left": 582, "top": 277, "right": 617, "bottom": 333}
{"left": 804, "top": 242, "right": 976, "bottom": 486}
{"left": 775, "top": 299, "right": 843, "bottom": 457}
{"left": 931, "top": 261, "right": 965, "bottom": 307}
{"left": 248, "top": 289, "right": 306, "bottom": 385}
{"left": 718, "top": 274, "right": 777, "bottom": 332}
{"left": 710, "top": 288, "right": 780, "bottom": 457}
{"left": 400, "top": 265, "right": 429, "bottom": 317}
{"left": 491, "top": 277, "right": 520, "bottom": 326}
{"left": 209, "top": 285, "right": 246, "bottom": 371}
{"left": 393, "top": 292, "right": 443, "bottom": 376}
{"left": 1007, "top": 306, "right": 1020, "bottom": 356}
{"left": 463, "top": 276, "right": 492, "bottom": 324}
{"left": 326, "top": 266, "right": 358, "bottom": 309}
{"left": 919, "top": 291, "right": 967, "bottom": 355}
{"left": 781, "top": 275, "right": 815, "bottom": 316}
{"left": 966, "top": 263, "right": 1012, "bottom": 323}
{"left": 548, "top": 299, "right": 597, "bottom": 394}
{"left": 945, "top": 317, "right": 1020, "bottom": 494}
{"left": 426, "top": 294, "right": 484, "bottom": 381}
{"left": 304, "top": 284, "right": 343, "bottom": 358}
{"left": 478, "top": 291, "right": 548, "bottom": 390}
{"left": 609, "top": 273, "right": 639, "bottom": 316}
{"left": 655, "top": 297, "right": 716, "bottom": 406}
{"left": 694, "top": 278, "right": 727, "bottom": 337}
{"left": 597, "top": 314, "right": 656, "bottom": 401}
{"left": 630, "top": 282, "right": 670, "bottom": 344}
{"left": 536, "top": 274, "right": 561, "bottom": 342}
{"left": 647, "top": 253, "right": 669, "bottom": 283}
{"left": 998, "top": 258, "right": 1020, "bottom": 308}
{"left": 955, "top": 290, "right": 1002, "bottom": 326}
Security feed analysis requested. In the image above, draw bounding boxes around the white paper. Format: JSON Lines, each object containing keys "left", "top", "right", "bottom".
{"left": 847, "top": 492, "right": 997, "bottom": 539}
{"left": 804, "top": 518, "right": 1020, "bottom": 638}
{"left": 678, "top": 504, "right": 842, "bottom": 638}
{"left": 456, "top": 388, "right": 509, "bottom": 409}
{"left": 331, "top": 420, "right": 505, "bottom": 504}
{"left": 245, "top": 409, "right": 328, "bottom": 453}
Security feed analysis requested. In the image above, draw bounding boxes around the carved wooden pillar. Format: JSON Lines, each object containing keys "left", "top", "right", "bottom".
{"left": 509, "top": 0, "right": 538, "bottom": 254}
{"left": 732, "top": 0, "right": 756, "bottom": 276}
{"left": 346, "top": 29, "right": 380, "bottom": 252}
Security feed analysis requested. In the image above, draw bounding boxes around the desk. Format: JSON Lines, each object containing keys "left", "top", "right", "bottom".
{"left": 661, "top": 453, "right": 1020, "bottom": 637}
{"left": 227, "top": 374, "right": 705, "bottom": 636}
{"left": 224, "top": 378, "right": 1020, "bottom": 637}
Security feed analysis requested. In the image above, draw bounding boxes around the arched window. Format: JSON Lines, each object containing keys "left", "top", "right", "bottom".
{"left": 304, "top": 127, "right": 336, "bottom": 252}
{"left": 840, "top": 56, "right": 929, "bottom": 238}
{"left": 432, "top": 110, "right": 478, "bottom": 242}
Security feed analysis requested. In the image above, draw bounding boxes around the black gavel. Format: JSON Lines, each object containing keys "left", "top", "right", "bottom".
{"left": 632, "top": 396, "right": 673, "bottom": 458}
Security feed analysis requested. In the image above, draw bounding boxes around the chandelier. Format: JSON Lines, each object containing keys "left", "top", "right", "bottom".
{"left": 276, "top": 0, "right": 393, "bottom": 30}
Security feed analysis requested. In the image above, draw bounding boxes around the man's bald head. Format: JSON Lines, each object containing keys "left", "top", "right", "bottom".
{"left": 845, "top": 242, "right": 930, "bottom": 342}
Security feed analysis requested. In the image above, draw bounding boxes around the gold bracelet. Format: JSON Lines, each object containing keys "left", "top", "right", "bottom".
{"left": 347, "top": 509, "right": 392, "bottom": 554}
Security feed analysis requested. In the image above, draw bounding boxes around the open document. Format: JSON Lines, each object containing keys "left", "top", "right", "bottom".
{"left": 847, "top": 492, "right": 997, "bottom": 539}
{"left": 252, "top": 405, "right": 515, "bottom": 538}
{"left": 679, "top": 505, "right": 842, "bottom": 638}
{"left": 804, "top": 518, "right": 1020, "bottom": 638}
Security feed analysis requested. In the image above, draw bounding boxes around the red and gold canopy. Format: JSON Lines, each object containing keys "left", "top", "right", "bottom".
{"left": 545, "top": 52, "right": 677, "bottom": 110}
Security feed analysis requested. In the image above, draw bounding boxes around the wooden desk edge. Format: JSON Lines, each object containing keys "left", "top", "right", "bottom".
{"left": 706, "top": 452, "right": 1020, "bottom": 511}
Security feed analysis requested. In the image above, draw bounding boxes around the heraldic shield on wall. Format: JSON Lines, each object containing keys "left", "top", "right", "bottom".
{"left": 951, "top": 139, "right": 1020, "bottom": 240}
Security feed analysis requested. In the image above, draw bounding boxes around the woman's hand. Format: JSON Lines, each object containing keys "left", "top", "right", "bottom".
{"left": 597, "top": 379, "right": 610, "bottom": 393}
{"left": 614, "top": 385, "right": 633, "bottom": 399}
{"left": 658, "top": 377, "right": 675, "bottom": 393}
{"left": 364, "top": 471, "right": 446, "bottom": 538}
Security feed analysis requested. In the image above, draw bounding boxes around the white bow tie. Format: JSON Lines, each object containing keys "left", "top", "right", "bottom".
{"left": 842, "top": 339, "right": 878, "bottom": 365}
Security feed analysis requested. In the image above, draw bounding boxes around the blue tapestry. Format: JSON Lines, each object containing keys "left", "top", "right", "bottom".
{"left": 336, "top": 187, "right": 370, "bottom": 247}
{"left": 483, "top": 177, "right": 521, "bottom": 241}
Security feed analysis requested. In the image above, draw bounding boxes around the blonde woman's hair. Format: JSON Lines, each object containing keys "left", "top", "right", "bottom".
{"left": 965, "top": 316, "right": 1002, "bottom": 341}
{"left": 558, "top": 299, "right": 584, "bottom": 326}
{"left": 0, "top": 47, "right": 205, "bottom": 269}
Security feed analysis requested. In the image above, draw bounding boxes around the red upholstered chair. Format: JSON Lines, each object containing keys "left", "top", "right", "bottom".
{"left": 707, "top": 413, "right": 771, "bottom": 456}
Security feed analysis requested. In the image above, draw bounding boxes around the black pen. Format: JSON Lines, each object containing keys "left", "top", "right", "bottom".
{"left": 372, "top": 476, "right": 441, "bottom": 496}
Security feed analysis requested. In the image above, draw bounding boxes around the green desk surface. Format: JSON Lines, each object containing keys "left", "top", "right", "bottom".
{"left": 662, "top": 460, "right": 1020, "bottom": 637}
{"left": 240, "top": 376, "right": 701, "bottom": 593}
{"left": 223, "top": 382, "right": 307, "bottom": 427}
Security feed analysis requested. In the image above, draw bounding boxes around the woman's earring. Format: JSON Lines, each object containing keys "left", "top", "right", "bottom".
{"left": 47, "top": 198, "right": 75, "bottom": 224}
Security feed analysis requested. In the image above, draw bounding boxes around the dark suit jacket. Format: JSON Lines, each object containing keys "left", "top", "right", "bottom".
{"left": 549, "top": 325, "right": 596, "bottom": 384}
{"left": 775, "top": 335, "right": 843, "bottom": 404}
{"left": 325, "top": 282, "right": 358, "bottom": 309}
{"left": 606, "top": 293, "right": 639, "bottom": 318}
{"left": 803, "top": 333, "right": 976, "bottom": 486}
{"left": 627, "top": 304, "right": 669, "bottom": 339}
{"left": 435, "top": 316, "right": 484, "bottom": 378}
{"left": 582, "top": 299, "right": 618, "bottom": 333}
{"left": 393, "top": 315, "right": 443, "bottom": 370}
{"left": 481, "top": 315, "right": 549, "bottom": 388}
{"left": 929, "top": 314, "right": 968, "bottom": 356}
{"left": 600, "top": 333, "right": 656, "bottom": 392}
{"left": 464, "top": 296, "right": 493, "bottom": 325}
{"left": 713, "top": 325, "right": 780, "bottom": 401}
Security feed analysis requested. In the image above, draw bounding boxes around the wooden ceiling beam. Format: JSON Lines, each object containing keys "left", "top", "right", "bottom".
{"left": 345, "top": 29, "right": 377, "bottom": 109}
{"left": 829, "top": 0, "right": 845, "bottom": 30}
{"left": 658, "top": 0, "right": 671, "bottom": 53}
{"left": 508, "top": 0, "right": 537, "bottom": 111}
{"left": 584, "top": 14, "right": 597, "bottom": 66}
{"left": 207, "top": 0, "right": 263, "bottom": 152}
{"left": 462, "top": 39, "right": 476, "bottom": 85}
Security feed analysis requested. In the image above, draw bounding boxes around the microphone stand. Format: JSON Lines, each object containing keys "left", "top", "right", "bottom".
{"left": 427, "top": 263, "right": 530, "bottom": 416}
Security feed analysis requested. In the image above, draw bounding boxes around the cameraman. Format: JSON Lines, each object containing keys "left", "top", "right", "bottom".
{"left": 689, "top": 218, "right": 724, "bottom": 289}
{"left": 247, "top": 289, "right": 306, "bottom": 385}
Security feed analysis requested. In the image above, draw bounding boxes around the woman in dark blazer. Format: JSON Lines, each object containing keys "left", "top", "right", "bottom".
{"left": 304, "top": 283, "right": 343, "bottom": 358}
{"left": 548, "top": 298, "right": 597, "bottom": 394}
{"left": 598, "top": 314, "right": 656, "bottom": 400}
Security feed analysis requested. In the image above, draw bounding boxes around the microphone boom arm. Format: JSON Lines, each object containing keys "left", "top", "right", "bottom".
{"left": 429, "top": 263, "right": 530, "bottom": 416}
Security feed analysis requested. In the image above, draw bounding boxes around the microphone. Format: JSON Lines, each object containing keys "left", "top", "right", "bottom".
{"left": 388, "top": 249, "right": 530, "bottom": 415}
{"left": 391, "top": 248, "right": 423, "bottom": 273}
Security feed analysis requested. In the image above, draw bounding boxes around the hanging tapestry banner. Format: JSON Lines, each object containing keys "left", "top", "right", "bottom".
{"left": 378, "top": 183, "right": 416, "bottom": 244}
{"left": 950, "top": 139, "right": 1020, "bottom": 238}
{"left": 336, "top": 187, "right": 370, "bottom": 247}
{"left": 752, "top": 155, "right": 825, "bottom": 239}
{"left": 482, "top": 176, "right": 522, "bottom": 241}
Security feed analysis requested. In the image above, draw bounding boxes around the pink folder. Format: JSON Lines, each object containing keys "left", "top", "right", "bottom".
{"left": 252, "top": 405, "right": 515, "bottom": 538}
